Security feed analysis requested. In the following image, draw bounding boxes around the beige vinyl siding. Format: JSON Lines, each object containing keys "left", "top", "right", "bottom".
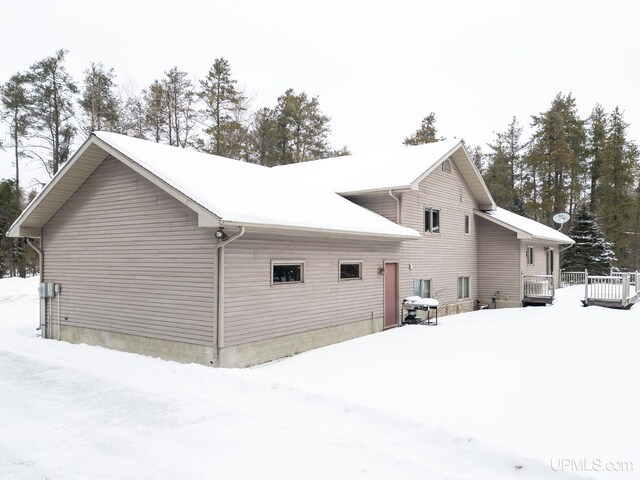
{"left": 42, "top": 156, "right": 216, "bottom": 346}
{"left": 398, "top": 160, "right": 478, "bottom": 305}
{"left": 223, "top": 232, "right": 400, "bottom": 346}
{"left": 520, "top": 240, "right": 561, "bottom": 287}
{"left": 476, "top": 217, "right": 521, "bottom": 302}
{"left": 346, "top": 193, "right": 398, "bottom": 222}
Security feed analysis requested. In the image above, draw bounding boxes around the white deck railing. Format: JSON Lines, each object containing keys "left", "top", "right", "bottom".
{"left": 523, "top": 274, "right": 554, "bottom": 298}
{"left": 556, "top": 269, "right": 639, "bottom": 307}
{"left": 560, "top": 271, "right": 586, "bottom": 287}
{"left": 611, "top": 271, "right": 638, "bottom": 286}
{"left": 585, "top": 272, "right": 639, "bottom": 303}
{"left": 586, "top": 275, "right": 625, "bottom": 301}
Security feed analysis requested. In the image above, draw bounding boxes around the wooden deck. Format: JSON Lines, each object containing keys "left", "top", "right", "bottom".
{"left": 582, "top": 272, "right": 640, "bottom": 308}
{"left": 522, "top": 274, "right": 555, "bottom": 305}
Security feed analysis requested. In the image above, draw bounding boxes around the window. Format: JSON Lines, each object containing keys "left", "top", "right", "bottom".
{"left": 424, "top": 208, "right": 441, "bottom": 234}
{"left": 340, "top": 261, "right": 362, "bottom": 280}
{"left": 413, "top": 279, "right": 432, "bottom": 298}
{"left": 442, "top": 158, "right": 452, "bottom": 172}
{"left": 272, "top": 262, "right": 304, "bottom": 284}
{"left": 526, "top": 245, "right": 534, "bottom": 265}
{"left": 457, "top": 276, "right": 470, "bottom": 299}
{"left": 464, "top": 215, "right": 470, "bottom": 235}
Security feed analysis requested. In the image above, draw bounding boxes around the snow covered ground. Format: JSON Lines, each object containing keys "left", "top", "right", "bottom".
{"left": 1, "top": 277, "right": 638, "bottom": 479}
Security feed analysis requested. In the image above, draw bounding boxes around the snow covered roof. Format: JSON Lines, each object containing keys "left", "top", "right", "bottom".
{"left": 273, "top": 140, "right": 496, "bottom": 210}
{"left": 475, "top": 207, "right": 575, "bottom": 244}
{"left": 7, "top": 132, "right": 421, "bottom": 240}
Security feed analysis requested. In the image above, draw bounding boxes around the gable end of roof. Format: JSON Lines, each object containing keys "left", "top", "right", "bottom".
{"left": 7, "top": 135, "right": 221, "bottom": 238}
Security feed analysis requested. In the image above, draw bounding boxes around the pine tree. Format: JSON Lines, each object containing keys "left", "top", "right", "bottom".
{"left": 525, "top": 93, "right": 586, "bottom": 224}
{"left": 0, "top": 179, "right": 29, "bottom": 278}
{"left": 143, "top": 80, "right": 167, "bottom": 143}
{"left": 249, "top": 89, "right": 331, "bottom": 166}
{"left": 562, "top": 206, "right": 615, "bottom": 274}
{"left": 466, "top": 145, "right": 485, "bottom": 174}
{"left": 403, "top": 112, "right": 444, "bottom": 145}
{"left": 484, "top": 136, "right": 513, "bottom": 208}
{"left": 280, "top": 89, "right": 331, "bottom": 163}
{"left": 162, "top": 67, "right": 197, "bottom": 148}
{"left": 597, "top": 107, "right": 639, "bottom": 266}
{"left": 484, "top": 118, "right": 525, "bottom": 212}
{"left": 199, "top": 58, "right": 248, "bottom": 159}
{"left": 1, "top": 72, "right": 32, "bottom": 193}
{"left": 79, "top": 62, "right": 120, "bottom": 134}
{"left": 248, "top": 107, "right": 278, "bottom": 165}
{"left": 503, "top": 117, "right": 525, "bottom": 198}
{"left": 586, "top": 104, "right": 607, "bottom": 211}
{"left": 27, "top": 49, "right": 78, "bottom": 176}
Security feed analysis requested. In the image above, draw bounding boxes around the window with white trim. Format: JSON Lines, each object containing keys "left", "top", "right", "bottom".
{"left": 424, "top": 208, "right": 441, "bottom": 234}
{"left": 414, "top": 279, "right": 432, "bottom": 298}
{"left": 272, "top": 262, "right": 304, "bottom": 284}
{"left": 526, "top": 245, "right": 534, "bottom": 265}
{"left": 339, "top": 261, "right": 362, "bottom": 280}
{"left": 442, "top": 158, "right": 452, "bottom": 172}
{"left": 457, "top": 276, "right": 470, "bottom": 299}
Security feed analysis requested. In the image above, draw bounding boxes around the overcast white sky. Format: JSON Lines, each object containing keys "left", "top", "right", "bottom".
{"left": 1, "top": 0, "right": 639, "bottom": 189}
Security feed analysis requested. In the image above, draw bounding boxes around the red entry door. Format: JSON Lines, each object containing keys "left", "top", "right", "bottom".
{"left": 384, "top": 263, "right": 398, "bottom": 328}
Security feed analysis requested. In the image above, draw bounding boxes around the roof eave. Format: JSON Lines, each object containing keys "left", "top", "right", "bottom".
{"left": 221, "top": 220, "right": 421, "bottom": 240}
{"left": 474, "top": 210, "right": 574, "bottom": 244}
{"left": 6, "top": 135, "right": 100, "bottom": 238}
{"left": 7, "top": 135, "right": 223, "bottom": 239}
{"left": 337, "top": 186, "right": 413, "bottom": 196}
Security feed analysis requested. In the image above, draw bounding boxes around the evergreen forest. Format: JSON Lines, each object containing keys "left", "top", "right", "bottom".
{"left": 1, "top": 50, "right": 638, "bottom": 276}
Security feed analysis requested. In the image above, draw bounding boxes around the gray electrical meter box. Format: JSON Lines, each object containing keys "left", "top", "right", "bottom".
{"left": 39, "top": 283, "right": 56, "bottom": 298}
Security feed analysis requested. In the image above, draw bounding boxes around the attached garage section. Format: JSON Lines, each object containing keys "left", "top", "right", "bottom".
{"left": 42, "top": 156, "right": 217, "bottom": 362}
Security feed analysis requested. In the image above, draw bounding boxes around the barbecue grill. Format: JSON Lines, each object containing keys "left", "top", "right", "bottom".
{"left": 402, "top": 296, "right": 439, "bottom": 326}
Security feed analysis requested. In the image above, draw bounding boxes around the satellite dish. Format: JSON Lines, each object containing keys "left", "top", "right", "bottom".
{"left": 553, "top": 212, "right": 570, "bottom": 224}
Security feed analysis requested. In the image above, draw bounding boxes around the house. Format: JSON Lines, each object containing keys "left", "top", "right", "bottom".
{"left": 476, "top": 208, "right": 572, "bottom": 307}
{"left": 7, "top": 132, "right": 573, "bottom": 367}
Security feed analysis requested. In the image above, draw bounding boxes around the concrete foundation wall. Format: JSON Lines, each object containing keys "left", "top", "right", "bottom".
{"left": 492, "top": 299, "right": 523, "bottom": 309}
{"left": 50, "top": 316, "right": 384, "bottom": 368}
{"left": 53, "top": 323, "right": 217, "bottom": 365}
{"left": 217, "top": 316, "right": 384, "bottom": 368}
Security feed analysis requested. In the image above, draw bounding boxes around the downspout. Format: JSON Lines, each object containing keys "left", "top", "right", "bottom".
{"left": 26, "top": 238, "right": 46, "bottom": 338}
{"left": 560, "top": 243, "right": 573, "bottom": 253}
{"left": 388, "top": 189, "right": 401, "bottom": 223}
{"left": 26, "top": 238, "right": 43, "bottom": 282}
{"left": 215, "top": 227, "right": 245, "bottom": 360}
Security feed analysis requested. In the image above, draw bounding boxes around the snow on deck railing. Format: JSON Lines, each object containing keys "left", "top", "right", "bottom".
{"left": 522, "top": 274, "right": 554, "bottom": 298}
{"left": 560, "top": 271, "right": 586, "bottom": 287}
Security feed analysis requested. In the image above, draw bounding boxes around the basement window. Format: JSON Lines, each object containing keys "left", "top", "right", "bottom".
{"left": 272, "top": 262, "right": 304, "bottom": 284}
{"left": 339, "top": 261, "right": 362, "bottom": 280}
